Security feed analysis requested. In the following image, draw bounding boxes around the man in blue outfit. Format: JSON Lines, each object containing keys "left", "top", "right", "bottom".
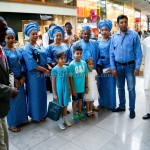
{"left": 110, "top": 15, "right": 142, "bottom": 119}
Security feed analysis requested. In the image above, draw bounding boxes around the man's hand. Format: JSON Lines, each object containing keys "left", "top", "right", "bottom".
{"left": 96, "top": 66, "right": 101, "bottom": 75}
{"left": 11, "top": 88, "right": 19, "bottom": 99}
{"left": 112, "top": 70, "right": 118, "bottom": 77}
{"left": 134, "top": 69, "right": 139, "bottom": 76}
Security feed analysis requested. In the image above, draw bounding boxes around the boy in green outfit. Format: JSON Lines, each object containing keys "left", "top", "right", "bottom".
{"left": 69, "top": 45, "right": 88, "bottom": 122}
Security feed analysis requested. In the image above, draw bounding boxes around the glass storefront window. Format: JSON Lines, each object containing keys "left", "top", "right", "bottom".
{"left": 124, "top": 4, "right": 135, "bottom": 30}
{"left": 77, "top": 0, "right": 103, "bottom": 38}
{"left": 141, "top": 14, "right": 147, "bottom": 31}
{"left": 106, "top": 0, "right": 123, "bottom": 33}
{"left": 135, "top": 10, "right": 141, "bottom": 31}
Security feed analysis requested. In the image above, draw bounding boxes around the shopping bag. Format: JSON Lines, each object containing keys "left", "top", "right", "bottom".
{"left": 47, "top": 101, "right": 63, "bottom": 121}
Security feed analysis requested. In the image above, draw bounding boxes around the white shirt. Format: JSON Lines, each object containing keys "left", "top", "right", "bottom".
{"left": 143, "top": 36, "right": 150, "bottom": 89}
{"left": 42, "top": 32, "right": 49, "bottom": 48}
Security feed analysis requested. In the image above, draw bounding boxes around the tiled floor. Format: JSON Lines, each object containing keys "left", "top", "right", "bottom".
{"left": 9, "top": 77, "right": 150, "bottom": 150}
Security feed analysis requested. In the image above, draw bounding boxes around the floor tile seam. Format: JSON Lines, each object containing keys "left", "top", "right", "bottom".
{"left": 56, "top": 140, "right": 86, "bottom": 150}
{"left": 95, "top": 125, "right": 116, "bottom": 135}
{"left": 27, "top": 135, "right": 55, "bottom": 150}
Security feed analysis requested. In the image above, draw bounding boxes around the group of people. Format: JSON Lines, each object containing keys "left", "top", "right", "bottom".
{"left": 2, "top": 14, "right": 150, "bottom": 150}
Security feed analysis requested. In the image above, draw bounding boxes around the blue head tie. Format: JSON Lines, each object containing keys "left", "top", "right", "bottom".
{"left": 6, "top": 27, "right": 15, "bottom": 38}
{"left": 98, "top": 19, "right": 112, "bottom": 32}
{"left": 24, "top": 21, "right": 39, "bottom": 36}
{"left": 82, "top": 26, "right": 91, "bottom": 31}
{"left": 48, "top": 25, "right": 65, "bottom": 40}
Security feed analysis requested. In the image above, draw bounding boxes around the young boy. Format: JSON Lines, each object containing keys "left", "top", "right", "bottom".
{"left": 69, "top": 45, "right": 88, "bottom": 122}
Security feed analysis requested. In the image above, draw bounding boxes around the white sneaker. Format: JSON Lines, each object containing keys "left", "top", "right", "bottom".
{"left": 57, "top": 118, "right": 65, "bottom": 130}
{"left": 64, "top": 116, "right": 72, "bottom": 127}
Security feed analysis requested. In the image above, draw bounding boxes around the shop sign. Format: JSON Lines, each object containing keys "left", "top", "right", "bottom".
{"left": 40, "top": 14, "right": 53, "bottom": 20}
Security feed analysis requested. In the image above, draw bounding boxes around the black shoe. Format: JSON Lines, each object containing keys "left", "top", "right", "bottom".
{"left": 129, "top": 110, "right": 136, "bottom": 119}
{"left": 142, "top": 113, "right": 150, "bottom": 120}
{"left": 112, "top": 107, "right": 126, "bottom": 112}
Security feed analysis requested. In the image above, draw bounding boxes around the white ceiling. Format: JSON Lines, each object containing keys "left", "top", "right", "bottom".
{"left": 115, "top": 0, "right": 150, "bottom": 16}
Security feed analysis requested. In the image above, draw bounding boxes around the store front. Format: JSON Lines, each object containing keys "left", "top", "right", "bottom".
{"left": 77, "top": 0, "right": 106, "bottom": 39}
{"left": 0, "top": 12, "right": 76, "bottom": 45}
{"left": 106, "top": 0, "right": 123, "bottom": 33}
{"left": 141, "top": 14, "right": 148, "bottom": 31}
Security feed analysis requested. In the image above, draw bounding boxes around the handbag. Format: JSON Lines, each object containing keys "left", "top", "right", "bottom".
{"left": 47, "top": 101, "right": 63, "bottom": 121}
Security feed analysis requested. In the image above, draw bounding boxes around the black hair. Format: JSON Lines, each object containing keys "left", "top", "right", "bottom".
{"left": 54, "top": 50, "right": 66, "bottom": 59}
{"left": 117, "top": 15, "right": 128, "bottom": 23}
{"left": 86, "top": 57, "right": 94, "bottom": 64}
{"left": 65, "top": 22, "right": 72, "bottom": 27}
{"left": 72, "top": 45, "right": 82, "bottom": 53}
{"left": 49, "top": 23, "right": 56, "bottom": 29}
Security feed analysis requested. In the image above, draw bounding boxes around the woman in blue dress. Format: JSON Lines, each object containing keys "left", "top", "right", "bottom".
{"left": 97, "top": 19, "right": 116, "bottom": 110}
{"left": 23, "top": 22, "right": 49, "bottom": 122}
{"left": 4, "top": 27, "right": 28, "bottom": 132}
{"left": 46, "top": 25, "right": 72, "bottom": 70}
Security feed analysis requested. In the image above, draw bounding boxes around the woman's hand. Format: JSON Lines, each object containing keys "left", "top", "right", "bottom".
{"left": 20, "top": 78, "right": 25, "bottom": 85}
{"left": 15, "top": 80, "right": 21, "bottom": 88}
{"left": 106, "top": 69, "right": 112, "bottom": 74}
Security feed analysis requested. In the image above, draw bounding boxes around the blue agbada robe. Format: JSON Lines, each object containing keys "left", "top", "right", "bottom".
{"left": 97, "top": 39, "right": 116, "bottom": 109}
{"left": 46, "top": 43, "right": 72, "bottom": 64}
{"left": 3, "top": 47, "right": 28, "bottom": 126}
{"left": 23, "top": 44, "right": 47, "bottom": 121}
{"left": 71, "top": 39, "right": 100, "bottom": 69}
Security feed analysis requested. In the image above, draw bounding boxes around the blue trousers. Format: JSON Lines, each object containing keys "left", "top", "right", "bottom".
{"left": 116, "top": 63, "right": 136, "bottom": 111}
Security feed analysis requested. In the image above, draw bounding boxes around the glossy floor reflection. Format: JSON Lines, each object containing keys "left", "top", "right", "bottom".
{"left": 9, "top": 77, "right": 150, "bottom": 150}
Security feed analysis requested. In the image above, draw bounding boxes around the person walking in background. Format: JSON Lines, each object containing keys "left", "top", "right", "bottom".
{"left": 42, "top": 23, "right": 56, "bottom": 48}
{"left": 23, "top": 22, "right": 49, "bottom": 122}
{"left": 97, "top": 19, "right": 116, "bottom": 110}
{"left": 142, "top": 36, "right": 150, "bottom": 120}
{"left": 69, "top": 45, "right": 88, "bottom": 122}
{"left": 51, "top": 50, "right": 71, "bottom": 130}
{"left": 3, "top": 27, "right": 28, "bottom": 132}
{"left": 64, "top": 22, "right": 79, "bottom": 47}
{"left": 84, "top": 58, "right": 99, "bottom": 117}
{"left": 0, "top": 16, "right": 19, "bottom": 150}
{"left": 110, "top": 15, "right": 142, "bottom": 119}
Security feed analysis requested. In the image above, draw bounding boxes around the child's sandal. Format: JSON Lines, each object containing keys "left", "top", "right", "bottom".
{"left": 87, "top": 112, "right": 92, "bottom": 118}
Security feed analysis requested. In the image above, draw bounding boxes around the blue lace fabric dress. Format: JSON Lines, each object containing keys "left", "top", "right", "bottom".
{"left": 51, "top": 66, "right": 71, "bottom": 106}
{"left": 4, "top": 47, "right": 28, "bottom": 126}
{"left": 23, "top": 44, "right": 47, "bottom": 121}
{"left": 97, "top": 39, "right": 116, "bottom": 109}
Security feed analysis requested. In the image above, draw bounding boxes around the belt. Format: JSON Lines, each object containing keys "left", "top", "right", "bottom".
{"left": 115, "top": 60, "right": 135, "bottom": 66}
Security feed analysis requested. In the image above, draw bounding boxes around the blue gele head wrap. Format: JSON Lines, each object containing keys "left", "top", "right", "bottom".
{"left": 24, "top": 21, "right": 39, "bottom": 36}
{"left": 98, "top": 19, "right": 112, "bottom": 32}
{"left": 48, "top": 25, "right": 65, "bottom": 40}
{"left": 82, "top": 26, "right": 91, "bottom": 31}
{"left": 6, "top": 27, "right": 15, "bottom": 38}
